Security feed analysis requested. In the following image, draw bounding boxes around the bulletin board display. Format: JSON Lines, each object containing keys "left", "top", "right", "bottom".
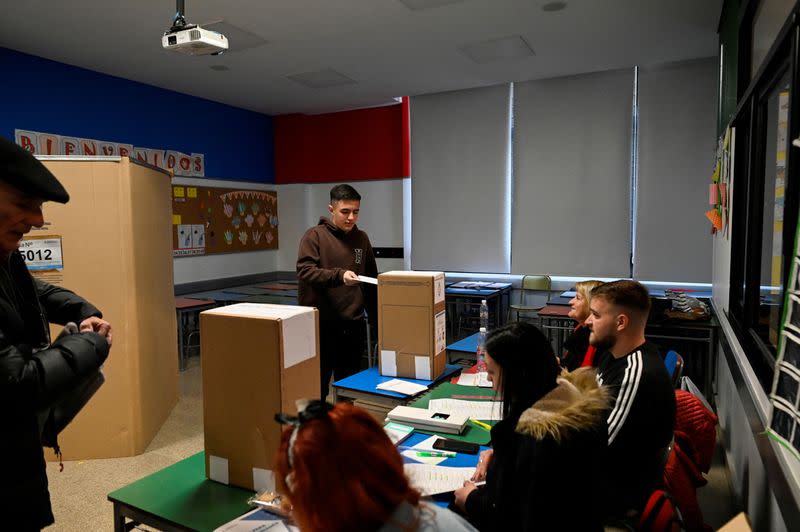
{"left": 171, "top": 185, "right": 278, "bottom": 257}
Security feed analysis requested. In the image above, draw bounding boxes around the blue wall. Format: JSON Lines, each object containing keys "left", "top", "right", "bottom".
{"left": 0, "top": 47, "right": 275, "bottom": 183}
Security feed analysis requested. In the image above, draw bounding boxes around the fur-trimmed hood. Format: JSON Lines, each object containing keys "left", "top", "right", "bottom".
{"left": 515, "top": 367, "right": 609, "bottom": 443}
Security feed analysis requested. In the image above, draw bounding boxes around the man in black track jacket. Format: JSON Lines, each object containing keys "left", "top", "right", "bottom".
{"left": 0, "top": 136, "right": 113, "bottom": 529}
{"left": 586, "top": 280, "right": 676, "bottom": 520}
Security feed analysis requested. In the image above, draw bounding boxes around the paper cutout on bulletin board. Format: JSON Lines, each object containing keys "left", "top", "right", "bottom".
{"left": 708, "top": 126, "right": 734, "bottom": 237}
{"left": 172, "top": 186, "right": 278, "bottom": 257}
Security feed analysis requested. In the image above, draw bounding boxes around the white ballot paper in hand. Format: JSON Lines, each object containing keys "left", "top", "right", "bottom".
{"left": 357, "top": 275, "right": 378, "bottom": 285}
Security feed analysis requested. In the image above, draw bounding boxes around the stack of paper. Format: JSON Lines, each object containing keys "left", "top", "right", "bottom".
{"left": 384, "top": 421, "right": 415, "bottom": 445}
{"left": 376, "top": 379, "right": 428, "bottom": 396}
{"left": 214, "top": 508, "right": 298, "bottom": 531}
{"left": 427, "top": 398, "right": 503, "bottom": 421}
{"left": 403, "top": 463, "right": 476, "bottom": 495}
{"left": 455, "top": 372, "right": 493, "bottom": 388}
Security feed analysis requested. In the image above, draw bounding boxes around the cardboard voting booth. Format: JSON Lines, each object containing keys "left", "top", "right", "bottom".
{"left": 378, "top": 271, "right": 447, "bottom": 380}
{"left": 34, "top": 157, "right": 178, "bottom": 460}
{"left": 201, "top": 303, "right": 320, "bottom": 491}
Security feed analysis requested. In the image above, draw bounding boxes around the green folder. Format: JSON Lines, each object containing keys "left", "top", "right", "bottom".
{"left": 408, "top": 382, "right": 499, "bottom": 445}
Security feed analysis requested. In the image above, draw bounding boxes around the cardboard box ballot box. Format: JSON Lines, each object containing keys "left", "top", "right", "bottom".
{"left": 201, "top": 303, "right": 319, "bottom": 491}
{"left": 378, "top": 271, "right": 446, "bottom": 380}
{"left": 34, "top": 157, "right": 178, "bottom": 460}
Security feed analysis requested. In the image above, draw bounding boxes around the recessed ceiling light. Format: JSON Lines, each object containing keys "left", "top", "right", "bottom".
{"left": 460, "top": 35, "right": 535, "bottom": 64}
{"left": 542, "top": 1, "right": 567, "bottom": 12}
{"left": 287, "top": 69, "right": 357, "bottom": 89}
{"left": 209, "top": 65, "right": 229, "bottom": 71}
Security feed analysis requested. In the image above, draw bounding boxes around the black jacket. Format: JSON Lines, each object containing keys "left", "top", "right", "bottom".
{"left": 464, "top": 368, "right": 609, "bottom": 531}
{"left": 0, "top": 251, "right": 110, "bottom": 529}
{"left": 561, "top": 324, "right": 591, "bottom": 371}
{"left": 596, "top": 341, "right": 676, "bottom": 517}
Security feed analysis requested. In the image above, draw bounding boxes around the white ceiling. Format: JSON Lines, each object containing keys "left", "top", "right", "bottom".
{"left": 0, "top": 0, "right": 723, "bottom": 116}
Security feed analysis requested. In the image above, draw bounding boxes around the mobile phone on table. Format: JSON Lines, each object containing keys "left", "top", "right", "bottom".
{"left": 432, "top": 437, "right": 479, "bottom": 454}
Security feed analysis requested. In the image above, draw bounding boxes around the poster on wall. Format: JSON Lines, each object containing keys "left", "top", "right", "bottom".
{"left": 172, "top": 185, "right": 278, "bottom": 257}
{"left": 14, "top": 128, "right": 205, "bottom": 177}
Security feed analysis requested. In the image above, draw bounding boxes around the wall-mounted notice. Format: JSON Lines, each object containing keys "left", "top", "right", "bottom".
{"left": 172, "top": 186, "right": 278, "bottom": 257}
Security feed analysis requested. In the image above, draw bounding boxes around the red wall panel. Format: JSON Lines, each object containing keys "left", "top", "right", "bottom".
{"left": 274, "top": 103, "right": 408, "bottom": 183}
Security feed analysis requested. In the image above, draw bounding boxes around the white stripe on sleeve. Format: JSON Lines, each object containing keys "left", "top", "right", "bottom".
{"left": 607, "top": 350, "right": 643, "bottom": 444}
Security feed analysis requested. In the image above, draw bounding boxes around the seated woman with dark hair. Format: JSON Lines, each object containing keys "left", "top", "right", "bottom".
{"left": 561, "top": 279, "right": 604, "bottom": 371}
{"left": 453, "top": 322, "right": 609, "bottom": 531}
{"left": 274, "top": 401, "right": 476, "bottom": 532}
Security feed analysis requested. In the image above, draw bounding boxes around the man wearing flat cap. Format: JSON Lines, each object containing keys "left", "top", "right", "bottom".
{"left": 0, "top": 136, "right": 113, "bottom": 529}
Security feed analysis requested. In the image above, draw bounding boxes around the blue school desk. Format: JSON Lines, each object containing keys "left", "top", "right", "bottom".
{"left": 445, "top": 283, "right": 512, "bottom": 339}
{"left": 446, "top": 332, "right": 480, "bottom": 364}
{"left": 332, "top": 364, "right": 462, "bottom": 407}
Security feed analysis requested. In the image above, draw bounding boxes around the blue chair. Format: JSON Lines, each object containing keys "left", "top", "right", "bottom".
{"left": 664, "top": 350, "right": 684, "bottom": 388}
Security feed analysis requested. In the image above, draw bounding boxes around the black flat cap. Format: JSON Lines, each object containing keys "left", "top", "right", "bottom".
{"left": 0, "top": 135, "right": 69, "bottom": 203}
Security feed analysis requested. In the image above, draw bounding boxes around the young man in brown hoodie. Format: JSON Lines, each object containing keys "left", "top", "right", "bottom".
{"left": 296, "top": 184, "right": 378, "bottom": 399}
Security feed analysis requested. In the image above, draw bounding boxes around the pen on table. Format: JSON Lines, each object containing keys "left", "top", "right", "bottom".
{"left": 416, "top": 451, "right": 456, "bottom": 458}
{"left": 469, "top": 418, "right": 492, "bottom": 431}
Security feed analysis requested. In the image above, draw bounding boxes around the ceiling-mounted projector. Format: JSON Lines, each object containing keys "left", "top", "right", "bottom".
{"left": 162, "top": 0, "right": 228, "bottom": 55}
{"left": 162, "top": 25, "right": 228, "bottom": 55}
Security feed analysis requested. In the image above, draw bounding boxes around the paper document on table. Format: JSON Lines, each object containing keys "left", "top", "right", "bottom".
{"left": 376, "top": 379, "right": 428, "bottom": 396}
{"left": 357, "top": 275, "right": 378, "bottom": 285}
{"left": 385, "top": 421, "right": 414, "bottom": 445}
{"left": 455, "top": 372, "right": 493, "bottom": 388}
{"left": 428, "top": 398, "right": 503, "bottom": 421}
{"left": 214, "top": 508, "right": 298, "bottom": 531}
{"left": 404, "top": 463, "right": 476, "bottom": 495}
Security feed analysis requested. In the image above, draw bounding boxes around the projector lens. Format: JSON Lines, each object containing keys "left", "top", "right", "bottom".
{"left": 168, "top": 35, "right": 177, "bottom": 45}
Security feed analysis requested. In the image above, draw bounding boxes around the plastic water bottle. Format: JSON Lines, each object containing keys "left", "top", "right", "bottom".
{"left": 479, "top": 299, "right": 489, "bottom": 332}
{"left": 476, "top": 327, "right": 488, "bottom": 371}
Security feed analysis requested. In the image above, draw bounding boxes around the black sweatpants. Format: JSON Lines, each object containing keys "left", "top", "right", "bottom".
{"left": 319, "top": 319, "right": 366, "bottom": 400}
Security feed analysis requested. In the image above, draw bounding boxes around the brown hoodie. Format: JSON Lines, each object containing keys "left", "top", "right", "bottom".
{"left": 296, "top": 217, "right": 378, "bottom": 322}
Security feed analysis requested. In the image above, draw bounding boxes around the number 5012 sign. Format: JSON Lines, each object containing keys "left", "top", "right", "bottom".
{"left": 19, "top": 236, "right": 64, "bottom": 271}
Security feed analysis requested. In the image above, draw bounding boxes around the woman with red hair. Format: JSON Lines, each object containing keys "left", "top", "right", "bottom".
{"left": 274, "top": 400, "right": 476, "bottom": 532}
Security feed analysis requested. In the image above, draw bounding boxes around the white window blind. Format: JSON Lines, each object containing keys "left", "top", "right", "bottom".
{"left": 511, "top": 68, "right": 634, "bottom": 277}
{"left": 410, "top": 84, "right": 512, "bottom": 272}
{"left": 634, "top": 59, "right": 717, "bottom": 282}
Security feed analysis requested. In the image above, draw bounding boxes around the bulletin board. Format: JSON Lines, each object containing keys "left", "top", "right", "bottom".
{"left": 171, "top": 185, "right": 278, "bottom": 257}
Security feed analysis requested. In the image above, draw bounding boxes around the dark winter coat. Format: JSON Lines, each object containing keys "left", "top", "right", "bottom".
{"left": 0, "top": 251, "right": 110, "bottom": 529}
{"left": 464, "top": 368, "right": 609, "bottom": 531}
